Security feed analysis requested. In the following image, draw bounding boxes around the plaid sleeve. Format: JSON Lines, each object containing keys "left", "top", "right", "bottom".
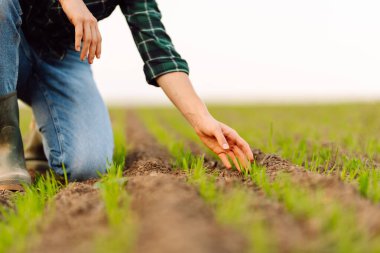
{"left": 120, "top": 0, "right": 189, "bottom": 87}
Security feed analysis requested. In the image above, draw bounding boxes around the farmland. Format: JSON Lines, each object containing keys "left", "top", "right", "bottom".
{"left": 1, "top": 103, "right": 380, "bottom": 253}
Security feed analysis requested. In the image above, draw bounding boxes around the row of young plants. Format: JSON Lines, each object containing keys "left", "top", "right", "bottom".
{"left": 137, "top": 108, "right": 380, "bottom": 252}
{"left": 182, "top": 152, "right": 277, "bottom": 253}
{"left": 0, "top": 173, "right": 61, "bottom": 253}
{"left": 93, "top": 109, "right": 136, "bottom": 253}
{"left": 142, "top": 106, "right": 380, "bottom": 203}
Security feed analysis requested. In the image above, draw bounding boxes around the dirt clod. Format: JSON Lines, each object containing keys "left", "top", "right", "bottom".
{"left": 0, "top": 190, "right": 13, "bottom": 209}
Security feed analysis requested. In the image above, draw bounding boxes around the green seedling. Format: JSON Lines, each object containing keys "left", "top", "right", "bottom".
{"left": 92, "top": 110, "right": 135, "bottom": 253}
{"left": 0, "top": 171, "right": 61, "bottom": 253}
{"left": 93, "top": 163, "right": 135, "bottom": 253}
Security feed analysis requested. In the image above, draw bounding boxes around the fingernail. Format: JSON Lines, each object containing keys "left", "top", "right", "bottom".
{"left": 223, "top": 144, "right": 229, "bottom": 149}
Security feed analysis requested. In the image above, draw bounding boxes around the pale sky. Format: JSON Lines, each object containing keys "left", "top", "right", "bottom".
{"left": 92, "top": 0, "right": 380, "bottom": 105}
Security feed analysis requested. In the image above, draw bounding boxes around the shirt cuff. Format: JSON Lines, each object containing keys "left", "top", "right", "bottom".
{"left": 144, "top": 59, "right": 190, "bottom": 87}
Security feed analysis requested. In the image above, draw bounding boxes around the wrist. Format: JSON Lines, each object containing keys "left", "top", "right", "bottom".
{"left": 185, "top": 108, "right": 212, "bottom": 130}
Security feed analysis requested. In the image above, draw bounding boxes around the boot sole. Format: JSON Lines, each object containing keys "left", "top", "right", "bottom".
{"left": 0, "top": 183, "right": 25, "bottom": 191}
{"left": 0, "top": 172, "right": 31, "bottom": 191}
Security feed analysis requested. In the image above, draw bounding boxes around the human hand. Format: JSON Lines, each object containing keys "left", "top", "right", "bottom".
{"left": 59, "top": 0, "right": 101, "bottom": 64}
{"left": 193, "top": 114, "right": 254, "bottom": 172}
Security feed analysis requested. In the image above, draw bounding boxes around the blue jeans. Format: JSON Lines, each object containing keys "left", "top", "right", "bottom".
{"left": 0, "top": 0, "right": 114, "bottom": 181}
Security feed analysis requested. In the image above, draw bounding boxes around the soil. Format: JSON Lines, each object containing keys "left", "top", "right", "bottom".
{"left": 0, "top": 190, "right": 13, "bottom": 209}
{"left": 127, "top": 175, "right": 245, "bottom": 253}
{"left": 124, "top": 111, "right": 173, "bottom": 177}
{"left": 31, "top": 181, "right": 107, "bottom": 253}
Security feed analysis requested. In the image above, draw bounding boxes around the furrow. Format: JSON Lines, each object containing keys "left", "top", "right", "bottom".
{"left": 31, "top": 181, "right": 107, "bottom": 253}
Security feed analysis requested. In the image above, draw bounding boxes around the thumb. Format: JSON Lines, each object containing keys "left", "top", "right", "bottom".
{"left": 214, "top": 128, "right": 230, "bottom": 150}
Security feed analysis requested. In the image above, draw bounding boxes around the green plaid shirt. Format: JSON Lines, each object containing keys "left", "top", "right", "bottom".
{"left": 20, "top": 0, "right": 189, "bottom": 86}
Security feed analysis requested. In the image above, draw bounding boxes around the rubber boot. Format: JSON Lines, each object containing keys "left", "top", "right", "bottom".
{"left": 0, "top": 93, "right": 31, "bottom": 190}
{"left": 24, "top": 119, "right": 49, "bottom": 181}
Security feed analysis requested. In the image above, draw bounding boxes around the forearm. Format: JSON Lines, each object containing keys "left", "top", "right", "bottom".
{"left": 156, "top": 72, "right": 211, "bottom": 130}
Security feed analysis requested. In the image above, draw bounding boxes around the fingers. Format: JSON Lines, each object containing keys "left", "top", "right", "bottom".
{"left": 227, "top": 150, "right": 241, "bottom": 172}
{"left": 212, "top": 122, "right": 254, "bottom": 173}
{"left": 80, "top": 22, "right": 91, "bottom": 61}
{"left": 218, "top": 149, "right": 250, "bottom": 172}
{"left": 88, "top": 25, "right": 97, "bottom": 64}
{"left": 75, "top": 23, "right": 83, "bottom": 52}
{"left": 233, "top": 145, "right": 251, "bottom": 172}
{"left": 218, "top": 153, "right": 232, "bottom": 169}
{"left": 78, "top": 17, "right": 101, "bottom": 63}
{"left": 221, "top": 123, "right": 254, "bottom": 163}
{"left": 214, "top": 128, "right": 230, "bottom": 150}
{"left": 95, "top": 26, "right": 102, "bottom": 59}
{"left": 236, "top": 137, "right": 254, "bottom": 162}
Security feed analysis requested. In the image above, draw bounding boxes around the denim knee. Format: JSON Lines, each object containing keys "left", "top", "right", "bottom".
{"left": 49, "top": 140, "right": 114, "bottom": 182}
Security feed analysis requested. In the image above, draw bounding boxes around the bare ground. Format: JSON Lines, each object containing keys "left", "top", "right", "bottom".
{"left": 127, "top": 175, "right": 245, "bottom": 253}
{"left": 0, "top": 190, "right": 13, "bottom": 210}
{"left": 31, "top": 181, "right": 107, "bottom": 253}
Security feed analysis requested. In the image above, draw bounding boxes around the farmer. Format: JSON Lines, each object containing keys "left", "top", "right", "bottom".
{"left": 0, "top": 0, "right": 254, "bottom": 190}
